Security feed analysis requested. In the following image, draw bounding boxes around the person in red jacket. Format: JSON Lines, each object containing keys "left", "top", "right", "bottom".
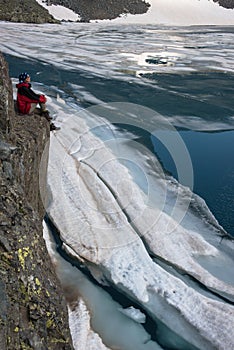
{"left": 16, "top": 72, "right": 49, "bottom": 116}
{"left": 16, "top": 72, "right": 59, "bottom": 131}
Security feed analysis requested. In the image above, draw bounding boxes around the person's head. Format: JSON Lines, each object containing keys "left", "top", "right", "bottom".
{"left": 18, "top": 72, "right": 30, "bottom": 83}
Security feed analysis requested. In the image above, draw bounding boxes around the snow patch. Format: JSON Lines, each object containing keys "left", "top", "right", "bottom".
{"left": 35, "top": 0, "right": 80, "bottom": 21}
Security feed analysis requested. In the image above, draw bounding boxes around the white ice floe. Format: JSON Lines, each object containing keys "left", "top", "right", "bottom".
{"left": 43, "top": 98, "right": 234, "bottom": 350}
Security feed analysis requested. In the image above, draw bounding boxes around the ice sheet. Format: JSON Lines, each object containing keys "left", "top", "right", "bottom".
{"left": 42, "top": 98, "right": 234, "bottom": 350}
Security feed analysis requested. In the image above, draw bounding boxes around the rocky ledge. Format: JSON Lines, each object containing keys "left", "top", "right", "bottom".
{"left": 0, "top": 52, "right": 73, "bottom": 349}
{"left": 0, "top": 0, "right": 59, "bottom": 23}
{"left": 214, "top": 0, "right": 234, "bottom": 8}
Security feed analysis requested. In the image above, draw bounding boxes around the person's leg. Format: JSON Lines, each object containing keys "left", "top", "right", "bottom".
{"left": 39, "top": 102, "right": 47, "bottom": 112}
{"left": 40, "top": 104, "right": 52, "bottom": 121}
{"left": 29, "top": 103, "right": 37, "bottom": 114}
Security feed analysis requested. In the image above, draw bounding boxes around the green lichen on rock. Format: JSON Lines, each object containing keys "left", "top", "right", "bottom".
{"left": 0, "top": 52, "right": 73, "bottom": 349}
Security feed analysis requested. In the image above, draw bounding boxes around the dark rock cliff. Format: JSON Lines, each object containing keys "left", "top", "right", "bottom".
{"left": 214, "top": 0, "right": 234, "bottom": 8}
{"left": 0, "top": 53, "right": 73, "bottom": 349}
{"left": 0, "top": 0, "right": 59, "bottom": 23}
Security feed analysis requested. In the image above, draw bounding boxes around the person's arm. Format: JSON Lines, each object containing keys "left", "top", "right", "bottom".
{"left": 18, "top": 86, "right": 46, "bottom": 102}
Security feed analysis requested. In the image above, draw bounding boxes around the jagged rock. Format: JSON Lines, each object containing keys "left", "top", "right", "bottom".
{"left": 0, "top": 141, "right": 17, "bottom": 160}
{"left": 0, "top": 52, "right": 73, "bottom": 349}
{"left": 213, "top": 0, "right": 234, "bottom": 9}
{"left": 0, "top": 53, "right": 14, "bottom": 136}
{"left": 0, "top": 0, "right": 59, "bottom": 23}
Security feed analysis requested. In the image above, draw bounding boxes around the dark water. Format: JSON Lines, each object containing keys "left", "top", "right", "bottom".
{"left": 151, "top": 130, "right": 234, "bottom": 236}
{"left": 5, "top": 52, "right": 234, "bottom": 236}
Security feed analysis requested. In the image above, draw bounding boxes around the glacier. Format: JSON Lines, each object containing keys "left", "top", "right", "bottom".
{"left": 40, "top": 97, "right": 234, "bottom": 350}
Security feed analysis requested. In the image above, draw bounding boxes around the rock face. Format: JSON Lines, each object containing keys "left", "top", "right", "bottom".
{"left": 0, "top": 0, "right": 59, "bottom": 23}
{"left": 214, "top": 0, "right": 234, "bottom": 8}
{"left": 0, "top": 52, "right": 73, "bottom": 349}
{"left": 45, "top": 0, "right": 150, "bottom": 21}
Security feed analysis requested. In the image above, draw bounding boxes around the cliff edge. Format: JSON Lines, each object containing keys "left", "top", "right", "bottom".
{"left": 0, "top": 53, "right": 73, "bottom": 349}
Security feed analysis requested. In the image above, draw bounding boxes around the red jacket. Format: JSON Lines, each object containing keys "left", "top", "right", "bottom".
{"left": 16, "top": 82, "right": 46, "bottom": 114}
